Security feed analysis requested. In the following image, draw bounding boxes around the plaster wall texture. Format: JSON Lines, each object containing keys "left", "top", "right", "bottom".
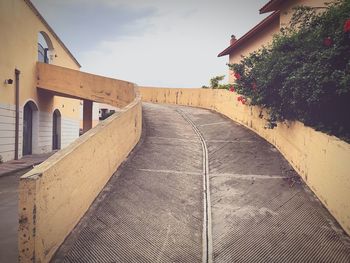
{"left": 0, "top": 0, "right": 81, "bottom": 161}
{"left": 139, "top": 86, "right": 350, "bottom": 237}
{"left": 0, "top": 0, "right": 80, "bottom": 109}
{"left": 228, "top": 17, "right": 280, "bottom": 82}
{"left": 18, "top": 62, "right": 141, "bottom": 263}
{"left": 18, "top": 96, "right": 141, "bottom": 263}
{"left": 36, "top": 63, "right": 136, "bottom": 109}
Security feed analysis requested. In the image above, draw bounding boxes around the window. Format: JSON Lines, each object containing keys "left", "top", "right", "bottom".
{"left": 38, "top": 31, "right": 53, "bottom": 64}
{"left": 38, "top": 43, "right": 49, "bottom": 63}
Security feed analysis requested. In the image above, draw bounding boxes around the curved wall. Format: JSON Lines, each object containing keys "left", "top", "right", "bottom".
{"left": 139, "top": 86, "right": 350, "bottom": 237}
{"left": 18, "top": 70, "right": 142, "bottom": 263}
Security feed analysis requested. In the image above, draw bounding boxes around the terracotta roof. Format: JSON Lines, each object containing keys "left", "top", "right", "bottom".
{"left": 24, "top": 0, "right": 81, "bottom": 68}
{"left": 217, "top": 11, "right": 280, "bottom": 57}
{"left": 259, "top": 0, "right": 284, "bottom": 14}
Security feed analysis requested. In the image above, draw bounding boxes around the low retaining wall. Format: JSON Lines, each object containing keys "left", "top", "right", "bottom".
{"left": 139, "top": 86, "right": 350, "bottom": 236}
{"left": 18, "top": 88, "right": 141, "bottom": 262}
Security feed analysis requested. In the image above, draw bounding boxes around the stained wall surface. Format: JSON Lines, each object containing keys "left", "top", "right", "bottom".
{"left": 19, "top": 93, "right": 141, "bottom": 263}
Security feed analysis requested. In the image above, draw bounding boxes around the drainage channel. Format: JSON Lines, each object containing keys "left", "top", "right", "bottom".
{"left": 176, "top": 109, "right": 213, "bottom": 263}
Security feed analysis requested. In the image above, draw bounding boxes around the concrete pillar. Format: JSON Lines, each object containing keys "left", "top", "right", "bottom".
{"left": 83, "top": 100, "right": 93, "bottom": 134}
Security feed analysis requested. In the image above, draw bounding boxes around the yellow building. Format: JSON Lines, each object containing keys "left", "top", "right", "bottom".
{"left": 218, "top": 0, "right": 331, "bottom": 83}
{"left": 0, "top": 0, "right": 81, "bottom": 162}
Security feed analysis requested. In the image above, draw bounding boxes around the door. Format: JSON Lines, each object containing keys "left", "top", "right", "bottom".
{"left": 23, "top": 103, "right": 33, "bottom": 155}
{"left": 52, "top": 110, "right": 61, "bottom": 150}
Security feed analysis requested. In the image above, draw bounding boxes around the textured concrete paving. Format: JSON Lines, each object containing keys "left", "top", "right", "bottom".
{"left": 52, "top": 103, "right": 350, "bottom": 262}
{"left": 0, "top": 168, "right": 30, "bottom": 263}
{"left": 180, "top": 105, "right": 350, "bottom": 263}
{"left": 53, "top": 104, "right": 204, "bottom": 263}
{"left": 0, "top": 152, "right": 54, "bottom": 177}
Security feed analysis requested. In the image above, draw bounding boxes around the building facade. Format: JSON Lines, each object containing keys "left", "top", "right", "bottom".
{"left": 0, "top": 0, "right": 81, "bottom": 162}
{"left": 218, "top": 0, "right": 332, "bottom": 83}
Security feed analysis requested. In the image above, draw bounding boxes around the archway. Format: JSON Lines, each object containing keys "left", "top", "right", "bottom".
{"left": 52, "top": 109, "right": 61, "bottom": 150}
{"left": 38, "top": 31, "right": 54, "bottom": 63}
{"left": 22, "top": 101, "right": 38, "bottom": 155}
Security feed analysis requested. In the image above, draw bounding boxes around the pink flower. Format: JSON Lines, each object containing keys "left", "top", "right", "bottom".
{"left": 344, "top": 19, "right": 350, "bottom": 33}
{"left": 236, "top": 96, "right": 247, "bottom": 105}
{"left": 237, "top": 96, "right": 246, "bottom": 104}
{"left": 234, "top": 72, "right": 241, "bottom": 80}
{"left": 323, "top": 37, "right": 333, "bottom": 47}
{"left": 251, "top": 82, "right": 257, "bottom": 90}
{"left": 229, "top": 86, "right": 235, "bottom": 92}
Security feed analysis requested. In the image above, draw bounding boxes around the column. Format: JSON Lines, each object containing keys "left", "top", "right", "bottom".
{"left": 82, "top": 100, "right": 93, "bottom": 134}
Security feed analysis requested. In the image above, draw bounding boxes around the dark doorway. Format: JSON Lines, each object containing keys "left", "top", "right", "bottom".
{"left": 23, "top": 103, "right": 34, "bottom": 155}
{"left": 52, "top": 109, "right": 61, "bottom": 150}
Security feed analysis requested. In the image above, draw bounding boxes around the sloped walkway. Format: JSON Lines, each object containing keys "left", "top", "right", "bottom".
{"left": 0, "top": 169, "right": 31, "bottom": 263}
{"left": 0, "top": 152, "right": 55, "bottom": 177}
{"left": 52, "top": 103, "right": 350, "bottom": 262}
{"left": 0, "top": 153, "right": 55, "bottom": 263}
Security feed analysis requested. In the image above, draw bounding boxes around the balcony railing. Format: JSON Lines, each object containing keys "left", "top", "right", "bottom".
{"left": 38, "top": 43, "right": 49, "bottom": 63}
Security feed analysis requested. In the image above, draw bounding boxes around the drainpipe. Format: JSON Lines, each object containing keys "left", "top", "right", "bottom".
{"left": 14, "top": 69, "right": 20, "bottom": 160}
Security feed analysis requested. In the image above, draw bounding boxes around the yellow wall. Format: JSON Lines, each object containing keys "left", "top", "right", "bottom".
{"left": 228, "top": 16, "right": 280, "bottom": 83}
{"left": 229, "top": 16, "right": 280, "bottom": 64}
{"left": 139, "top": 87, "right": 350, "bottom": 236}
{"left": 19, "top": 82, "right": 141, "bottom": 263}
{"left": 0, "top": 0, "right": 80, "bottom": 118}
{"left": 36, "top": 63, "right": 136, "bottom": 109}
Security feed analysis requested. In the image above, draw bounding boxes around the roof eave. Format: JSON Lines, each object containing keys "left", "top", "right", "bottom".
{"left": 217, "top": 11, "right": 280, "bottom": 57}
{"left": 259, "top": 0, "right": 283, "bottom": 14}
{"left": 217, "top": 46, "right": 232, "bottom": 57}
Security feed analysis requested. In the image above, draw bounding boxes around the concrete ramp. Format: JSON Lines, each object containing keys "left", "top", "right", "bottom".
{"left": 52, "top": 103, "right": 350, "bottom": 263}
{"left": 53, "top": 103, "right": 204, "bottom": 262}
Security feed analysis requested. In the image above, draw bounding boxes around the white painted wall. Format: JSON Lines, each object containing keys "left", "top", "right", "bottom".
{"left": 0, "top": 103, "right": 22, "bottom": 162}
{"left": 61, "top": 117, "right": 79, "bottom": 148}
{"left": 35, "top": 111, "right": 52, "bottom": 154}
{"left": 0, "top": 103, "right": 79, "bottom": 162}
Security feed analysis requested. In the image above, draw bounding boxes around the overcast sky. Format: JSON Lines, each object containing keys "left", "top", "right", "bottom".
{"left": 32, "top": 0, "right": 269, "bottom": 88}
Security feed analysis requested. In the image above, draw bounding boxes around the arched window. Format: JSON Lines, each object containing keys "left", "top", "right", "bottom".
{"left": 38, "top": 31, "right": 54, "bottom": 63}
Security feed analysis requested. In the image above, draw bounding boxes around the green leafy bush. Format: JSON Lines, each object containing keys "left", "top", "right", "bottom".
{"left": 229, "top": 0, "right": 350, "bottom": 141}
{"left": 202, "top": 75, "right": 231, "bottom": 89}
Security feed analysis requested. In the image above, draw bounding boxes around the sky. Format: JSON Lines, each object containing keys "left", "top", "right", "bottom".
{"left": 32, "top": 0, "right": 269, "bottom": 88}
